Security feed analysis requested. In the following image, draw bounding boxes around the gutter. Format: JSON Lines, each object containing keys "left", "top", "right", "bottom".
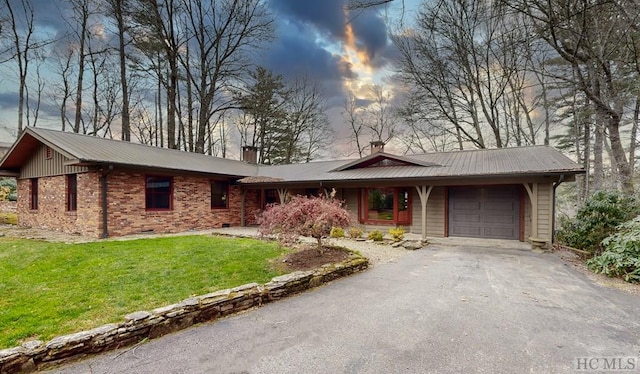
{"left": 551, "top": 174, "right": 565, "bottom": 244}
{"left": 101, "top": 164, "right": 113, "bottom": 238}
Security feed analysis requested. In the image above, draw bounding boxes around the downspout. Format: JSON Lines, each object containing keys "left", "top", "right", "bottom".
{"left": 551, "top": 174, "right": 565, "bottom": 244}
{"left": 101, "top": 164, "right": 113, "bottom": 238}
{"left": 240, "top": 187, "right": 246, "bottom": 227}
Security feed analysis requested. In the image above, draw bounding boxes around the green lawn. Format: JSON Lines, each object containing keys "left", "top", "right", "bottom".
{"left": 0, "top": 235, "right": 286, "bottom": 349}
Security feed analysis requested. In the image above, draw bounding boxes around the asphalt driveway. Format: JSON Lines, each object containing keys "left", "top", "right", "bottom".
{"left": 48, "top": 244, "right": 640, "bottom": 374}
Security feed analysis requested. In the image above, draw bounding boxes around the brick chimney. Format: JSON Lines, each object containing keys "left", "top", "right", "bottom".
{"left": 242, "top": 146, "right": 258, "bottom": 164}
{"left": 370, "top": 140, "right": 385, "bottom": 154}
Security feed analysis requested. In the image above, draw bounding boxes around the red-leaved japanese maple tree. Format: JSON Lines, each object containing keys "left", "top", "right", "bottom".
{"left": 258, "top": 194, "right": 351, "bottom": 251}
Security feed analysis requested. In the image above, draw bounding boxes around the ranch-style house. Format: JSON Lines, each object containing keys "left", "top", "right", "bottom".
{"left": 0, "top": 127, "right": 584, "bottom": 248}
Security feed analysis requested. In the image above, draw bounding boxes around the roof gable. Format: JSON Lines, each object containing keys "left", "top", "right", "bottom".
{"left": 331, "top": 152, "right": 441, "bottom": 172}
{"left": 0, "top": 127, "right": 258, "bottom": 178}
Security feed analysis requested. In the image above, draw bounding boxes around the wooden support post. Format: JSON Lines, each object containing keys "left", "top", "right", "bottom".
{"left": 523, "top": 183, "right": 539, "bottom": 238}
{"left": 277, "top": 188, "right": 288, "bottom": 204}
{"left": 414, "top": 185, "right": 433, "bottom": 242}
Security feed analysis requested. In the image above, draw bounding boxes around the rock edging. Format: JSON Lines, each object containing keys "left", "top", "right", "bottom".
{"left": 0, "top": 256, "right": 368, "bottom": 374}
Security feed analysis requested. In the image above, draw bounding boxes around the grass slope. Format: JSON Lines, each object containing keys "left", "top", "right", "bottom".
{"left": 0, "top": 235, "right": 285, "bottom": 349}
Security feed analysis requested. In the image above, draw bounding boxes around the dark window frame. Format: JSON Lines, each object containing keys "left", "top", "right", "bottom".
{"left": 145, "top": 176, "right": 173, "bottom": 211}
{"left": 211, "top": 180, "right": 229, "bottom": 209}
{"left": 30, "top": 178, "right": 38, "bottom": 210}
{"left": 66, "top": 174, "right": 78, "bottom": 211}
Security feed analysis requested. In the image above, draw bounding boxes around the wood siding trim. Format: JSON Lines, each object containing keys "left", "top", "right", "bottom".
{"left": 444, "top": 188, "right": 449, "bottom": 237}
{"left": 21, "top": 144, "right": 88, "bottom": 179}
{"left": 519, "top": 186, "right": 525, "bottom": 241}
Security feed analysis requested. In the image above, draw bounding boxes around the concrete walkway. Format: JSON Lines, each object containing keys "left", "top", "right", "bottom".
{"left": 47, "top": 243, "right": 640, "bottom": 374}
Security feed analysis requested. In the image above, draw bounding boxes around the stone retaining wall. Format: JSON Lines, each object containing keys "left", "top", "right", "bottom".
{"left": 0, "top": 256, "right": 368, "bottom": 374}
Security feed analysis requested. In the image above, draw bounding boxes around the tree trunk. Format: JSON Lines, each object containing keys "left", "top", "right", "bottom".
{"left": 607, "top": 115, "right": 635, "bottom": 195}
{"left": 593, "top": 110, "right": 604, "bottom": 192}
{"left": 73, "top": 0, "right": 88, "bottom": 134}
{"left": 114, "top": 0, "right": 130, "bottom": 141}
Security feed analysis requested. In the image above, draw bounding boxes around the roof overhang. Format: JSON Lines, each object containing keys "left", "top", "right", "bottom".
{"left": 97, "top": 163, "right": 253, "bottom": 179}
{"left": 238, "top": 170, "right": 583, "bottom": 188}
{"left": 0, "top": 170, "right": 19, "bottom": 177}
{"left": 0, "top": 128, "right": 79, "bottom": 174}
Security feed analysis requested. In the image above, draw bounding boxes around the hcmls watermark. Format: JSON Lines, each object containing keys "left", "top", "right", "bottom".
{"left": 575, "top": 357, "right": 639, "bottom": 372}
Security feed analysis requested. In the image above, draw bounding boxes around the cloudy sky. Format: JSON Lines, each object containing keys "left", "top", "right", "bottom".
{"left": 260, "top": 0, "right": 417, "bottom": 153}
{"left": 0, "top": 0, "right": 419, "bottom": 154}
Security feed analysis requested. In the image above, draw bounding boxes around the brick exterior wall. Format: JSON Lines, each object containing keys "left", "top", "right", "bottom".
{"left": 16, "top": 170, "right": 265, "bottom": 238}
{"left": 105, "top": 171, "right": 247, "bottom": 237}
{"left": 243, "top": 189, "right": 262, "bottom": 226}
{"left": 17, "top": 172, "right": 102, "bottom": 236}
{"left": 0, "top": 201, "right": 16, "bottom": 213}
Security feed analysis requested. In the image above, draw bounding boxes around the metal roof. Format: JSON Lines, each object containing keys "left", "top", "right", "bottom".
{"left": 0, "top": 127, "right": 258, "bottom": 177}
{"left": 255, "top": 146, "right": 584, "bottom": 183}
{"left": 0, "top": 127, "right": 584, "bottom": 182}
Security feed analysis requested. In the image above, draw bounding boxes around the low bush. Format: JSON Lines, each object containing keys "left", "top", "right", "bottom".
{"left": 0, "top": 178, "right": 16, "bottom": 201}
{"left": 0, "top": 213, "right": 17, "bottom": 225}
{"left": 330, "top": 226, "right": 345, "bottom": 238}
{"left": 367, "top": 230, "right": 384, "bottom": 242}
{"left": 348, "top": 227, "right": 364, "bottom": 239}
{"left": 556, "top": 190, "right": 640, "bottom": 255}
{"left": 388, "top": 226, "right": 405, "bottom": 242}
{"left": 587, "top": 217, "right": 640, "bottom": 283}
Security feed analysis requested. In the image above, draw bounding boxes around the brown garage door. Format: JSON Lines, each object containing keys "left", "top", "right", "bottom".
{"left": 448, "top": 186, "right": 520, "bottom": 240}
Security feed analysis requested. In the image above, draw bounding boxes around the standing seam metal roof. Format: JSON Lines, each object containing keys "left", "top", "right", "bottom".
{"left": 253, "top": 146, "right": 583, "bottom": 182}
{"left": 1, "top": 127, "right": 258, "bottom": 177}
{"left": 0, "top": 127, "right": 584, "bottom": 181}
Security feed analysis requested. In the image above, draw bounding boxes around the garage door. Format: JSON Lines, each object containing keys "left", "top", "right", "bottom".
{"left": 448, "top": 186, "right": 520, "bottom": 240}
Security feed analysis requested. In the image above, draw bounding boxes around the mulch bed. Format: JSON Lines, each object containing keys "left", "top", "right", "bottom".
{"left": 282, "top": 245, "right": 351, "bottom": 271}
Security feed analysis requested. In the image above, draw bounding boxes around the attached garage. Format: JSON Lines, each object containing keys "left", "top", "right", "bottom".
{"left": 448, "top": 186, "right": 521, "bottom": 240}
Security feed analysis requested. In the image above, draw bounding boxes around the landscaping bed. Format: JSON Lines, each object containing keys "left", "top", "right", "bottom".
{"left": 281, "top": 245, "right": 351, "bottom": 271}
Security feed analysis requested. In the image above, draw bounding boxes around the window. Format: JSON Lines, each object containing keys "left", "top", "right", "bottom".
{"left": 45, "top": 146, "right": 52, "bottom": 160}
{"left": 367, "top": 188, "right": 394, "bottom": 221}
{"left": 211, "top": 181, "right": 229, "bottom": 209}
{"left": 361, "top": 187, "right": 411, "bottom": 225}
{"left": 367, "top": 159, "right": 411, "bottom": 168}
{"left": 265, "top": 189, "right": 279, "bottom": 204}
{"left": 30, "top": 178, "right": 38, "bottom": 210}
{"left": 145, "top": 176, "right": 172, "bottom": 210}
{"left": 66, "top": 174, "right": 77, "bottom": 211}
{"left": 305, "top": 188, "right": 321, "bottom": 197}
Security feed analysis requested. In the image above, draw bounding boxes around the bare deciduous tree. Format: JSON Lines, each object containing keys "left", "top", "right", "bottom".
{"left": 179, "top": 0, "right": 273, "bottom": 154}
{"left": 105, "top": 0, "right": 131, "bottom": 141}
{"left": 131, "top": 0, "right": 183, "bottom": 148}
{"left": 342, "top": 92, "right": 367, "bottom": 157}
{"left": 394, "top": 0, "right": 541, "bottom": 149}
{"left": 2, "top": 0, "right": 49, "bottom": 132}
{"left": 505, "top": 0, "right": 638, "bottom": 194}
